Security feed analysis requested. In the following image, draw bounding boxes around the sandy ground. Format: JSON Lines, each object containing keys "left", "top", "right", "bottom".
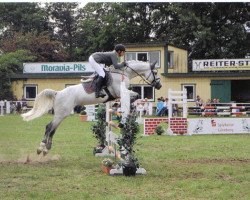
{"left": 0, "top": 153, "right": 61, "bottom": 164}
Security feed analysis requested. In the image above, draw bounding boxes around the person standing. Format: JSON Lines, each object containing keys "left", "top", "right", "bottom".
{"left": 89, "top": 44, "right": 127, "bottom": 98}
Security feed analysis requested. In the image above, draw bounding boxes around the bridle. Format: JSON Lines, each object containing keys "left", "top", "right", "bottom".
{"left": 124, "top": 65, "right": 161, "bottom": 87}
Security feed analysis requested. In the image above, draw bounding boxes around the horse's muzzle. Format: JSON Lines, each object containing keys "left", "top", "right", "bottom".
{"left": 155, "top": 82, "right": 162, "bottom": 90}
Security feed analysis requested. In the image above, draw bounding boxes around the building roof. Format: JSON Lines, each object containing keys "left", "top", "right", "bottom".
{"left": 11, "top": 72, "right": 93, "bottom": 79}
{"left": 124, "top": 41, "right": 187, "bottom": 51}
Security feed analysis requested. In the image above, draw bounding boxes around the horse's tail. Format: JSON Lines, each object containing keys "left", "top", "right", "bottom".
{"left": 21, "top": 89, "right": 57, "bottom": 121}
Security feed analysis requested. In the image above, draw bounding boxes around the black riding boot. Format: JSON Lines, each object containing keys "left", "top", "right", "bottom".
{"left": 95, "top": 76, "right": 106, "bottom": 98}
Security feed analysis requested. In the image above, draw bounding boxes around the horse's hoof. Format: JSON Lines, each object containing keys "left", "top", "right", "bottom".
{"left": 43, "top": 149, "right": 49, "bottom": 156}
{"left": 37, "top": 142, "right": 46, "bottom": 155}
{"left": 37, "top": 148, "right": 42, "bottom": 155}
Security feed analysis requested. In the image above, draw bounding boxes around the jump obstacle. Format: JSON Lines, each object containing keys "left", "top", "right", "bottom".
{"left": 96, "top": 81, "right": 146, "bottom": 175}
{"left": 144, "top": 89, "right": 188, "bottom": 135}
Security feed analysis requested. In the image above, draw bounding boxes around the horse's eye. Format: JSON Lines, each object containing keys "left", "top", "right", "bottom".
{"left": 153, "top": 70, "right": 157, "bottom": 74}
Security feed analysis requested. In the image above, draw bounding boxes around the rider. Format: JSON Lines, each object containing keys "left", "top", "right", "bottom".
{"left": 89, "top": 44, "right": 127, "bottom": 98}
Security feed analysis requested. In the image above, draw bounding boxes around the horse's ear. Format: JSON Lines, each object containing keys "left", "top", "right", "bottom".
{"left": 150, "top": 61, "right": 157, "bottom": 70}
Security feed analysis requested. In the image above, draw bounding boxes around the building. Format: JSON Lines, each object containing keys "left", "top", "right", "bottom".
{"left": 126, "top": 42, "right": 250, "bottom": 104}
{"left": 11, "top": 42, "right": 250, "bottom": 107}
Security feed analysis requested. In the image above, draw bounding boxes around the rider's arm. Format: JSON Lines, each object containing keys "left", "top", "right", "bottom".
{"left": 110, "top": 53, "right": 126, "bottom": 69}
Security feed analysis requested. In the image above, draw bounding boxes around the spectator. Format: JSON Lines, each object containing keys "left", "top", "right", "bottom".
{"left": 142, "top": 98, "right": 149, "bottom": 116}
{"left": 158, "top": 98, "right": 169, "bottom": 116}
{"left": 156, "top": 98, "right": 164, "bottom": 116}
{"left": 196, "top": 95, "right": 203, "bottom": 106}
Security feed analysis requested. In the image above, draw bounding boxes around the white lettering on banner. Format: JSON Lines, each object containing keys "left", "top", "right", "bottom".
{"left": 188, "top": 118, "right": 250, "bottom": 134}
{"left": 23, "top": 62, "right": 95, "bottom": 73}
{"left": 192, "top": 59, "right": 250, "bottom": 71}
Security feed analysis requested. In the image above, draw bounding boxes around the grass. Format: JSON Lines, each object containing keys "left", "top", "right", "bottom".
{"left": 0, "top": 114, "right": 249, "bottom": 200}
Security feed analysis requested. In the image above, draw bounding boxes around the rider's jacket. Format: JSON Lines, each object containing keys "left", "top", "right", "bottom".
{"left": 91, "top": 50, "right": 125, "bottom": 69}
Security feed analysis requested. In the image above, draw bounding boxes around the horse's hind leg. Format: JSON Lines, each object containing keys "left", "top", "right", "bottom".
{"left": 37, "top": 116, "right": 64, "bottom": 156}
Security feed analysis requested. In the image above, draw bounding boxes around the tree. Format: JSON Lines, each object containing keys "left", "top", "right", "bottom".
{"left": 47, "top": 3, "right": 81, "bottom": 61}
{"left": 0, "top": 50, "right": 35, "bottom": 100}
{"left": 0, "top": 3, "right": 51, "bottom": 34}
{"left": 0, "top": 32, "right": 68, "bottom": 62}
{"left": 152, "top": 3, "right": 249, "bottom": 63}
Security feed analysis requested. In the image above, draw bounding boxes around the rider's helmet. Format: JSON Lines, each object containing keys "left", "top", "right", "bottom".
{"left": 114, "top": 44, "right": 126, "bottom": 52}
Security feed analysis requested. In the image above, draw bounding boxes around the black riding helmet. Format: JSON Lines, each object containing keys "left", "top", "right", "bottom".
{"left": 114, "top": 44, "right": 126, "bottom": 52}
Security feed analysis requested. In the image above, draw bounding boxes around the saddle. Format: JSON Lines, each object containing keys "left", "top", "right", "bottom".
{"left": 81, "top": 70, "right": 113, "bottom": 95}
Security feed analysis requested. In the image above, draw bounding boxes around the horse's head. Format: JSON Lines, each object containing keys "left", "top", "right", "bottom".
{"left": 126, "top": 60, "right": 162, "bottom": 90}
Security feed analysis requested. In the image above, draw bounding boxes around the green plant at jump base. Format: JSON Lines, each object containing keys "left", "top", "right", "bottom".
{"left": 155, "top": 124, "right": 165, "bottom": 135}
{"left": 118, "top": 114, "right": 140, "bottom": 175}
{"left": 91, "top": 105, "right": 107, "bottom": 153}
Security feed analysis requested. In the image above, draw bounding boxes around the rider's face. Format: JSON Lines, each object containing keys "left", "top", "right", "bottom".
{"left": 117, "top": 51, "right": 125, "bottom": 57}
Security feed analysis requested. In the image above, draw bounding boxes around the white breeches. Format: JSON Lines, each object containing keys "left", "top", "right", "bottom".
{"left": 89, "top": 55, "right": 105, "bottom": 77}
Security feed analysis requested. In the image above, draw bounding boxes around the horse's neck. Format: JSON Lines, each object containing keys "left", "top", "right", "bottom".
{"left": 108, "top": 67, "right": 135, "bottom": 80}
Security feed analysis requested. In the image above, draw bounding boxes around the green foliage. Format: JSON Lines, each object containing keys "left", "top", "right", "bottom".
{"left": 91, "top": 105, "right": 107, "bottom": 147}
{"left": 102, "top": 158, "right": 114, "bottom": 167}
{"left": 0, "top": 3, "right": 50, "bottom": 33}
{"left": 1, "top": 32, "right": 68, "bottom": 62}
{"left": 155, "top": 125, "right": 165, "bottom": 135}
{"left": 118, "top": 114, "right": 139, "bottom": 154}
{"left": 48, "top": 3, "right": 80, "bottom": 61}
{"left": 0, "top": 2, "right": 248, "bottom": 64}
{"left": 117, "top": 114, "right": 140, "bottom": 168}
{"left": 0, "top": 50, "right": 35, "bottom": 99}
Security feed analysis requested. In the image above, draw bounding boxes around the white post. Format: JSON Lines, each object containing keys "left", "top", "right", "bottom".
{"left": 6, "top": 101, "right": 10, "bottom": 114}
{"left": 0, "top": 101, "right": 4, "bottom": 116}
{"left": 120, "top": 81, "right": 130, "bottom": 124}
{"left": 168, "top": 89, "right": 173, "bottom": 118}
{"left": 183, "top": 89, "right": 187, "bottom": 118}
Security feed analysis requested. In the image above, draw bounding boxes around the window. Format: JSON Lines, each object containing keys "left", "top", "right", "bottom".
{"left": 168, "top": 51, "right": 174, "bottom": 68}
{"left": 182, "top": 84, "right": 196, "bottom": 101}
{"left": 125, "top": 51, "right": 160, "bottom": 68}
{"left": 137, "top": 53, "right": 148, "bottom": 61}
{"left": 131, "top": 85, "right": 154, "bottom": 100}
{"left": 24, "top": 85, "right": 37, "bottom": 100}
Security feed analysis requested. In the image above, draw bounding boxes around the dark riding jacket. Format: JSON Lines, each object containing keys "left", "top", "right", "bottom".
{"left": 92, "top": 50, "right": 125, "bottom": 69}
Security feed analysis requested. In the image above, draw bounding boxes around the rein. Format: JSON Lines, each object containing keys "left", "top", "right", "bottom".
{"left": 124, "top": 65, "right": 159, "bottom": 86}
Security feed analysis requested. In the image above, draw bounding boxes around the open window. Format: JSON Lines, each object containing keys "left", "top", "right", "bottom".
{"left": 181, "top": 84, "right": 196, "bottom": 101}
{"left": 24, "top": 84, "right": 37, "bottom": 100}
{"left": 130, "top": 85, "right": 155, "bottom": 101}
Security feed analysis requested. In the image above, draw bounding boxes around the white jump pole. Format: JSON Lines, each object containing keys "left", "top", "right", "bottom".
{"left": 0, "top": 101, "right": 4, "bottom": 116}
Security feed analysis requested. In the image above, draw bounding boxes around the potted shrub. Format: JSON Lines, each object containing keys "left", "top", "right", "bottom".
{"left": 92, "top": 105, "right": 107, "bottom": 154}
{"left": 154, "top": 125, "right": 165, "bottom": 135}
{"left": 122, "top": 155, "right": 139, "bottom": 176}
{"left": 79, "top": 106, "right": 87, "bottom": 121}
{"left": 101, "top": 158, "right": 114, "bottom": 174}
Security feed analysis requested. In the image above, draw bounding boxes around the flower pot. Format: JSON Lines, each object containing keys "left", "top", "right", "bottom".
{"left": 79, "top": 115, "right": 87, "bottom": 122}
{"left": 101, "top": 165, "right": 112, "bottom": 174}
{"left": 122, "top": 161, "right": 137, "bottom": 176}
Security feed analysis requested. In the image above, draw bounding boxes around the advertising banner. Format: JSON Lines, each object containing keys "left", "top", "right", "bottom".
{"left": 23, "top": 62, "right": 95, "bottom": 73}
{"left": 192, "top": 59, "right": 250, "bottom": 71}
{"left": 188, "top": 118, "right": 250, "bottom": 134}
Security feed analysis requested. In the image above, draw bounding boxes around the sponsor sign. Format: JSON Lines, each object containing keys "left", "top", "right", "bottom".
{"left": 188, "top": 118, "right": 250, "bottom": 134}
{"left": 23, "top": 62, "right": 95, "bottom": 73}
{"left": 192, "top": 59, "right": 250, "bottom": 71}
